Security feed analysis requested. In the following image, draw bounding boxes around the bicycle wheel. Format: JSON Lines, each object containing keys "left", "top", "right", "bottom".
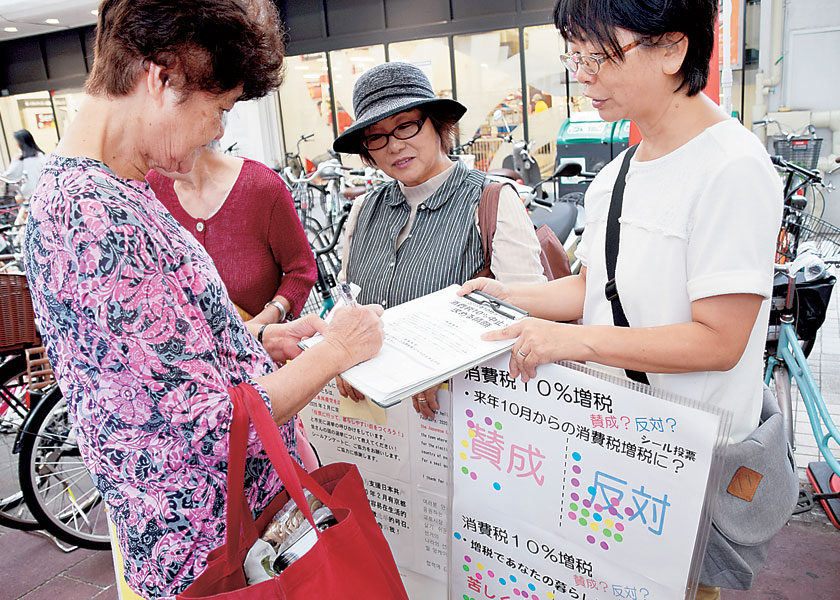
{"left": 18, "top": 386, "right": 110, "bottom": 549}
{"left": 0, "top": 352, "right": 41, "bottom": 529}
{"left": 772, "top": 363, "right": 795, "bottom": 450}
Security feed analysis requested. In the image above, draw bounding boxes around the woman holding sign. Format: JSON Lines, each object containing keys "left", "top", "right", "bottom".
{"left": 461, "top": 1, "right": 783, "bottom": 598}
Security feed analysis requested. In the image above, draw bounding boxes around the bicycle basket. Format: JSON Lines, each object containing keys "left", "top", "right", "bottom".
{"left": 776, "top": 209, "right": 840, "bottom": 262}
{"left": 0, "top": 273, "right": 40, "bottom": 352}
{"left": 770, "top": 272, "right": 836, "bottom": 343}
{"left": 773, "top": 136, "right": 822, "bottom": 170}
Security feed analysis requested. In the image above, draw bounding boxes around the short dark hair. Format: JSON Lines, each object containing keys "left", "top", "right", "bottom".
{"left": 359, "top": 108, "right": 459, "bottom": 166}
{"left": 86, "top": 0, "right": 285, "bottom": 101}
{"left": 13, "top": 129, "right": 43, "bottom": 159}
{"left": 553, "top": 0, "right": 717, "bottom": 96}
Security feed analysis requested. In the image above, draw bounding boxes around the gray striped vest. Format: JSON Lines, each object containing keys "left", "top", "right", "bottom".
{"left": 346, "top": 161, "right": 486, "bottom": 307}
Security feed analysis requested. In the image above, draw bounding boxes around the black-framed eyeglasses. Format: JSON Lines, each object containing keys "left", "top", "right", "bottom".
{"left": 362, "top": 115, "right": 428, "bottom": 151}
{"left": 559, "top": 39, "right": 643, "bottom": 76}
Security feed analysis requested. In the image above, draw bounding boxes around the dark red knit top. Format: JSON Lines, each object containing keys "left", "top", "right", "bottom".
{"left": 148, "top": 158, "right": 315, "bottom": 318}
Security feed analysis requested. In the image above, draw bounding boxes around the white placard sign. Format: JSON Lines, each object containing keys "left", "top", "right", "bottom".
{"left": 299, "top": 380, "right": 450, "bottom": 597}
{"left": 449, "top": 356, "right": 730, "bottom": 600}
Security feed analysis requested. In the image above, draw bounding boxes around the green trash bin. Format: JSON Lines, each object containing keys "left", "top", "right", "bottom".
{"left": 611, "top": 119, "right": 631, "bottom": 152}
{"left": 555, "top": 113, "right": 630, "bottom": 195}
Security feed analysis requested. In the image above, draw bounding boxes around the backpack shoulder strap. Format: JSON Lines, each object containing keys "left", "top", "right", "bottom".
{"left": 604, "top": 145, "right": 649, "bottom": 386}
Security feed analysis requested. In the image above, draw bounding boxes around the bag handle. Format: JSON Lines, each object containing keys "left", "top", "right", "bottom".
{"left": 223, "top": 384, "right": 253, "bottom": 565}
{"left": 224, "top": 383, "right": 334, "bottom": 562}
{"left": 603, "top": 145, "right": 649, "bottom": 386}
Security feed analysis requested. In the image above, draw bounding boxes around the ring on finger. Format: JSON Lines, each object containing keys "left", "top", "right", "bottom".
{"left": 518, "top": 349, "right": 528, "bottom": 358}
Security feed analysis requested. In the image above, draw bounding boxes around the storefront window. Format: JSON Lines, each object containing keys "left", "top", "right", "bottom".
{"left": 453, "top": 29, "right": 523, "bottom": 171}
{"left": 558, "top": 33, "right": 594, "bottom": 115}
{"left": 278, "top": 52, "right": 337, "bottom": 171}
{"left": 51, "top": 88, "right": 86, "bottom": 137}
{"left": 328, "top": 45, "right": 386, "bottom": 167}
{"left": 524, "top": 24, "right": 568, "bottom": 177}
{"left": 0, "top": 91, "right": 60, "bottom": 165}
{"left": 329, "top": 45, "right": 386, "bottom": 131}
{"left": 566, "top": 56, "right": 594, "bottom": 116}
{"left": 388, "top": 37, "right": 453, "bottom": 100}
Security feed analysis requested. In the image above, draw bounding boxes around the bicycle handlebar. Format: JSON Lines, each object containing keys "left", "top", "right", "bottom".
{"left": 771, "top": 154, "right": 823, "bottom": 183}
{"left": 452, "top": 134, "right": 482, "bottom": 154}
{"left": 284, "top": 160, "right": 345, "bottom": 184}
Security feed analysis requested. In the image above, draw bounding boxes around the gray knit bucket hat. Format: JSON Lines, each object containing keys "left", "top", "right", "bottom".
{"left": 332, "top": 62, "right": 466, "bottom": 154}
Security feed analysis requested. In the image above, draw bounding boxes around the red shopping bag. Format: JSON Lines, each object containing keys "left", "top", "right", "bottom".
{"left": 178, "top": 383, "right": 408, "bottom": 599}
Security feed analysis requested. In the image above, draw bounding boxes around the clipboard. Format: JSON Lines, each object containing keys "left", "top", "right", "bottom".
{"left": 296, "top": 285, "right": 530, "bottom": 408}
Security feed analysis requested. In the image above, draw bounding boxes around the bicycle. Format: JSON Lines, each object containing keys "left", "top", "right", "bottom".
{"left": 282, "top": 133, "right": 315, "bottom": 179}
{"left": 0, "top": 270, "right": 105, "bottom": 548}
{"left": 283, "top": 160, "right": 344, "bottom": 231}
{"left": 772, "top": 154, "right": 839, "bottom": 262}
{"left": 763, "top": 204, "right": 840, "bottom": 528}
{"left": 308, "top": 151, "right": 353, "bottom": 228}
{"left": 0, "top": 273, "right": 52, "bottom": 531}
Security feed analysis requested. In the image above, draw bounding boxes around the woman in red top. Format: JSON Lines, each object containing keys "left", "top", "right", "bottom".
{"left": 148, "top": 145, "right": 316, "bottom": 324}
{"left": 149, "top": 146, "right": 321, "bottom": 471}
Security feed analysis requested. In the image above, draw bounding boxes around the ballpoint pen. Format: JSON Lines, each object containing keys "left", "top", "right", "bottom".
{"left": 339, "top": 283, "right": 357, "bottom": 307}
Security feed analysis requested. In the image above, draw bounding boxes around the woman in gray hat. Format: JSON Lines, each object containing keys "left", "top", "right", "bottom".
{"left": 333, "top": 62, "right": 545, "bottom": 418}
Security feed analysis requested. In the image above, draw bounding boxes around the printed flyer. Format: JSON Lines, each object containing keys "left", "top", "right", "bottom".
{"left": 299, "top": 379, "right": 450, "bottom": 597}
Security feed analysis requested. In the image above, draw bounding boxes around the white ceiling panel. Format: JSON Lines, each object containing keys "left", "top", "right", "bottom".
{"left": 0, "top": 0, "right": 99, "bottom": 41}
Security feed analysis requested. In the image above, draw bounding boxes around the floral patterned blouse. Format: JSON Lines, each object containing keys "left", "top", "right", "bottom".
{"left": 24, "top": 156, "right": 298, "bottom": 599}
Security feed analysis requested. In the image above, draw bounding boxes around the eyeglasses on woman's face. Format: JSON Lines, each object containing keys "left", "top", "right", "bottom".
{"left": 559, "top": 39, "right": 642, "bottom": 76}
{"left": 362, "top": 115, "right": 428, "bottom": 151}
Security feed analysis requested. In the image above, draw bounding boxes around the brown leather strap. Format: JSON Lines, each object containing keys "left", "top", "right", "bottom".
{"left": 475, "top": 181, "right": 504, "bottom": 279}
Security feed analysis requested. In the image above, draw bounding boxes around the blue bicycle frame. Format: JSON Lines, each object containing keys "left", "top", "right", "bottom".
{"left": 319, "top": 296, "right": 335, "bottom": 319}
{"left": 765, "top": 319, "right": 840, "bottom": 476}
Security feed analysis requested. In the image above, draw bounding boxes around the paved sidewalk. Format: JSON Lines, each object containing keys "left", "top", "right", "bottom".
{"left": 2, "top": 288, "right": 839, "bottom": 599}
{"left": 0, "top": 526, "right": 117, "bottom": 599}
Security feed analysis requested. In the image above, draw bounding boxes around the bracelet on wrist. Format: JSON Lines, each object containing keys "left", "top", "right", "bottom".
{"left": 257, "top": 323, "right": 270, "bottom": 344}
{"left": 264, "top": 300, "right": 287, "bottom": 323}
